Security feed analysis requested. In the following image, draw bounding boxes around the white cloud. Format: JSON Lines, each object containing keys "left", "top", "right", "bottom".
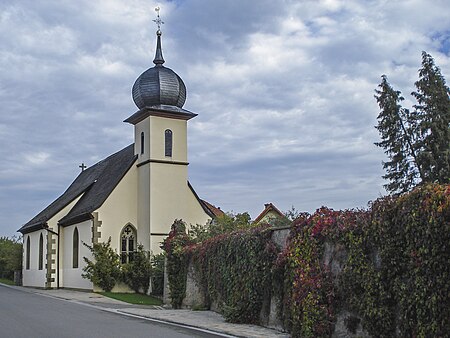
{"left": 0, "top": 0, "right": 449, "bottom": 237}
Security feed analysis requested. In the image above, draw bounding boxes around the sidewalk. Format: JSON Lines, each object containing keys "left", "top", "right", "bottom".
{"left": 6, "top": 285, "right": 289, "bottom": 338}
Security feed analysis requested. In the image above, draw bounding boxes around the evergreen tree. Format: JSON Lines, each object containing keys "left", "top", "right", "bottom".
{"left": 375, "top": 52, "right": 450, "bottom": 193}
{"left": 374, "top": 76, "right": 421, "bottom": 193}
{"left": 411, "top": 51, "right": 450, "bottom": 183}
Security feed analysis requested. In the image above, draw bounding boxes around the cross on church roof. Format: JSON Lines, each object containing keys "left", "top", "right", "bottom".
{"left": 153, "top": 6, "right": 164, "bottom": 32}
{"left": 79, "top": 163, "right": 87, "bottom": 172}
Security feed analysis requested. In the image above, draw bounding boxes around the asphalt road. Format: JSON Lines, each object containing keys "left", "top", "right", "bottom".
{"left": 0, "top": 285, "right": 222, "bottom": 338}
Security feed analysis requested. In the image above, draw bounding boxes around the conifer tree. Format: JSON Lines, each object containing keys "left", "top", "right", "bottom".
{"left": 375, "top": 76, "right": 421, "bottom": 193}
{"left": 411, "top": 51, "right": 450, "bottom": 183}
{"left": 375, "top": 52, "right": 450, "bottom": 193}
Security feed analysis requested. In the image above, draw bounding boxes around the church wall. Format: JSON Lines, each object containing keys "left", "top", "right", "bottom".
{"left": 95, "top": 164, "right": 138, "bottom": 254}
{"left": 148, "top": 164, "right": 210, "bottom": 254}
{"left": 185, "top": 184, "right": 212, "bottom": 228}
{"left": 49, "top": 196, "right": 82, "bottom": 288}
{"left": 61, "top": 220, "right": 93, "bottom": 289}
{"left": 22, "top": 196, "right": 82, "bottom": 288}
{"left": 149, "top": 162, "right": 188, "bottom": 253}
{"left": 22, "top": 230, "right": 47, "bottom": 287}
{"left": 149, "top": 116, "right": 187, "bottom": 162}
{"left": 135, "top": 118, "right": 150, "bottom": 164}
{"left": 137, "top": 163, "right": 151, "bottom": 251}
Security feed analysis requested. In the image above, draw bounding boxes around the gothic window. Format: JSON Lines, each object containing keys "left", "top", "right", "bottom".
{"left": 141, "top": 132, "right": 145, "bottom": 154}
{"left": 38, "top": 233, "right": 43, "bottom": 270}
{"left": 26, "top": 236, "right": 30, "bottom": 270}
{"left": 121, "top": 224, "right": 136, "bottom": 264}
{"left": 73, "top": 227, "right": 79, "bottom": 268}
{"left": 165, "top": 129, "right": 172, "bottom": 157}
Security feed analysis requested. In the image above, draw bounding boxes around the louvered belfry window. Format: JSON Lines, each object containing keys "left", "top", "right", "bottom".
{"left": 165, "top": 129, "right": 172, "bottom": 157}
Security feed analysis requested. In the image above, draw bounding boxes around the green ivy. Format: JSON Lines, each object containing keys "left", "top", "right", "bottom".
{"left": 189, "top": 225, "right": 278, "bottom": 324}
{"left": 161, "top": 219, "right": 192, "bottom": 309}
{"left": 280, "top": 184, "right": 449, "bottom": 337}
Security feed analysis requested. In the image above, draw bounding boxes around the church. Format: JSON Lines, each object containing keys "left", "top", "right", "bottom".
{"left": 18, "top": 16, "right": 222, "bottom": 290}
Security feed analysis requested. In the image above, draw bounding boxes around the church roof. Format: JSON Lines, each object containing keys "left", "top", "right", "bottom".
{"left": 131, "top": 28, "right": 188, "bottom": 114}
{"left": 18, "top": 144, "right": 137, "bottom": 234}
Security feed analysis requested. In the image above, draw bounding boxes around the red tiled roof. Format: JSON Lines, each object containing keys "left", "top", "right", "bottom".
{"left": 253, "top": 203, "right": 286, "bottom": 224}
{"left": 201, "top": 200, "right": 225, "bottom": 218}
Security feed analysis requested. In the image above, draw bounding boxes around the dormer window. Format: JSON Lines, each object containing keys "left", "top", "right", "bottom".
{"left": 165, "top": 129, "right": 172, "bottom": 157}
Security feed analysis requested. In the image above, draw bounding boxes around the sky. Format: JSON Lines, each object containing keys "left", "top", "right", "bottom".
{"left": 1, "top": 0, "right": 449, "bottom": 238}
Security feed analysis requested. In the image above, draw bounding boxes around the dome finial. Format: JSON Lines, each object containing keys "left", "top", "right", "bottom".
{"left": 152, "top": 7, "right": 165, "bottom": 66}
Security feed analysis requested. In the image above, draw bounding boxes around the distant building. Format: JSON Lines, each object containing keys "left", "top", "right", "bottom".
{"left": 18, "top": 25, "right": 222, "bottom": 290}
{"left": 253, "top": 203, "right": 287, "bottom": 226}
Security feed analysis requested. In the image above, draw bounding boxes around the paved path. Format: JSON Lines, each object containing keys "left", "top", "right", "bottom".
{"left": 1, "top": 284, "right": 289, "bottom": 338}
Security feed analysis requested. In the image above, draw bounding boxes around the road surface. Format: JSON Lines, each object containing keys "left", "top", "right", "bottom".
{"left": 0, "top": 284, "right": 224, "bottom": 338}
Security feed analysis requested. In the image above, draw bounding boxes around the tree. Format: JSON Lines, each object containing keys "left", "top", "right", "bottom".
{"left": 411, "top": 52, "right": 450, "bottom": 183}
{"left": 188, "top": 212, "right": 252, "bottom": 243}
{"left": 375, "top": 52, "right": 450, "bottom": 193}
{"left": 122, "top": 244, "right": 152, "bottom": 294}
{"left": 375, "top": 76, "right": 421, "bottom": 193}
{"left": 0, "top": 236, "right": 22, "bottom": 280}
{"left": 82, "top": 238, "right": 121, "bottom": 292}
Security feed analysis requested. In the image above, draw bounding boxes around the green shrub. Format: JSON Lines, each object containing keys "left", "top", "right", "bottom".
{"left": 122, "top": 244, "right": 152, "bottom": 294}
{"left": 0, "top": 236, "right": 22, "bottom": 280}
{"left": 151, "top": 253, "right": 165, "bottom": 296}
{"left": 161, "top": 219, "right": 192, "bottom": 308}
{"left": 82, "top": 238, "right": 121, "bottom": 292}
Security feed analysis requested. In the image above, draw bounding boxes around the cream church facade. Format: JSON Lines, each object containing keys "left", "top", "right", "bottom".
{"left": 18, "top": 27, "right": 221, "bottom": 290}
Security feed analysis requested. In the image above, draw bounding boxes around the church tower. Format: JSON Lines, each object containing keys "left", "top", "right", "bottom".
{"left": 124, "top": 10, "right": 201, "bottom": 252}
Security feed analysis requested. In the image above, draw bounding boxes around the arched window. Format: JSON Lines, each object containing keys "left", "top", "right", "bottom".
{"left": 26, "top": 236, "right": 30, "bottom": 270}
{"left": 165, "top": 129, "right": 172, "bottom": 157}
{"left": 121, "top": 224, "right": 136, "bottom": 264}
{"left": 140, "top": 132, "right": 145, "bottom": 154}
{"left": 73, "top": 227, "right": 79, "bottom": 268}
{"left": 38, "top": 233, "right": 44, "bottom": 270}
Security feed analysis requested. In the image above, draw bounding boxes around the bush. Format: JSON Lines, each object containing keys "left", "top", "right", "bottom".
{"left": 0, "top": 236, "right": 22, "bottom": 280}
{"left": 161, "top": 219, "right": 192, "bottom": 308}
{"left": 82, "top": 238, "right": 121, "bottom": 292}
{"left": 151, "top": 253, "right": 165, "bottom": 297}
{"left": 122, "top": 244, "right": 152, "bottom": 294}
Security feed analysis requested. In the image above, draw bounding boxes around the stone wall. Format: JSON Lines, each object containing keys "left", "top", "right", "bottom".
{"left": 163, "top": 226, "right": 368, "bottom": 337}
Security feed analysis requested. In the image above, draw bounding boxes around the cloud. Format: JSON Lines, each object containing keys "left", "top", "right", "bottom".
{"left": 0, "top": 0, "right": 449, "bottom": 237}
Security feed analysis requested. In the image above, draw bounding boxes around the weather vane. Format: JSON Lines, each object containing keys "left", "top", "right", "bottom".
{"left": 153, "top": 6, "right": 164, "bottom": 32}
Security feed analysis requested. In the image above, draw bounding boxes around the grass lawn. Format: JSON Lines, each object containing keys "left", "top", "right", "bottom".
{"left": 0, "top": 278, "right": 15, "bottom": 285}
{"left": 99, "top": 292, "right": 163, "bottom": 306}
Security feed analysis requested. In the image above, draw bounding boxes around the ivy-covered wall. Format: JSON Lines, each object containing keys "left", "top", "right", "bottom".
{"left": 164, "top": 184, "right": 449, "bottom": 337}
{"left": 280, "top": 183, "right": 449, "bottom": 337}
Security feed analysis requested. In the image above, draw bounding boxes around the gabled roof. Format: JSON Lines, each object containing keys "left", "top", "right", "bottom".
{"left": 253, "top": 203, "right": 286, "bottom": 225}
{"left": 18, "top": 144, "right": 137, "bottom": 234}
{"left": 201, "top": 199, "right": 225, "bottom": 218}
{"left": 187, "top": 182, "right": 224, "bottom": 219}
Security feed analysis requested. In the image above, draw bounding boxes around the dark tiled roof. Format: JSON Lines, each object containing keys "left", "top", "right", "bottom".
{"left": 18, "top": 144, "right": 137, "bottom": 234}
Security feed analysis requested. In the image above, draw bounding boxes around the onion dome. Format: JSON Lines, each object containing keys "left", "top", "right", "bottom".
{"left": 132, "top": 30, "right": 187, "bottom": 110}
